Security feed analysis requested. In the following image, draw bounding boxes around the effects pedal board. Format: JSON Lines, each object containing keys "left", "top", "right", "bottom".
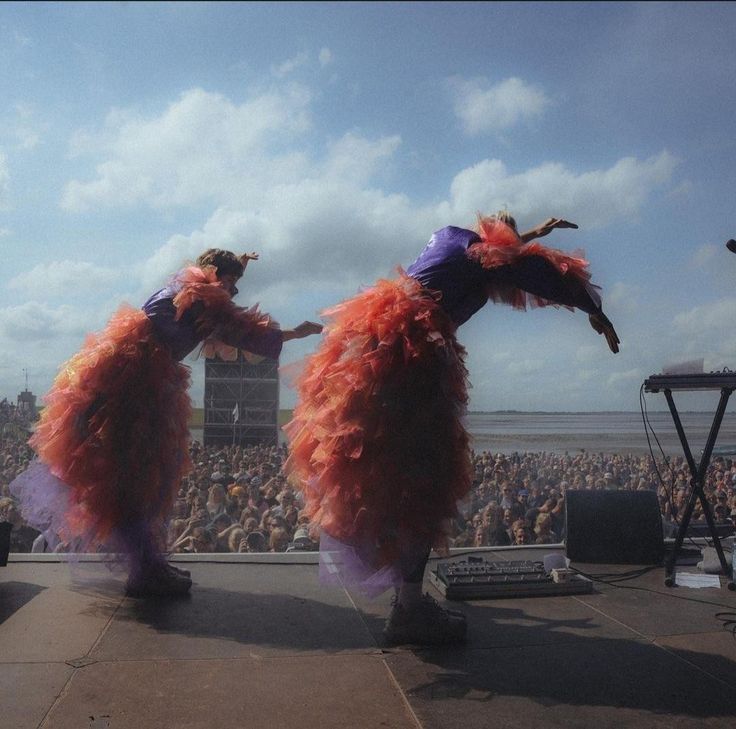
{"left": 430, "top": 557, "right": 593, "bottom": 600}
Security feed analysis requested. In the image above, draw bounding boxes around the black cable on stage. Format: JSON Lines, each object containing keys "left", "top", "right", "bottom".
{"left": 639, "top": 384, "right": 706, "bottom": 550}
{"left": 569, "top": 565, "right": 736, "bottom": 638}
{"left": 572, "top": 564, "right": 658, "bottom": 583}
{"left": 639, "top": 383, "right": 676, "bottom": 506}
{"left": 714, "top": 611, "right": 736, "bottom": 638}
{"left": 432, "top": 551, "right": 736, "bottom": 635}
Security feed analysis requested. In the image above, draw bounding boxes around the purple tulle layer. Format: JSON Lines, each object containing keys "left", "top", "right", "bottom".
{"left": 318, "top": 533, "right": 402, "bottom": 597}
{"left": 10, "top": 461, "right": 74, "bottom": 544}
{"left": 9, "top": 459, "right": 168, "bottom": 572}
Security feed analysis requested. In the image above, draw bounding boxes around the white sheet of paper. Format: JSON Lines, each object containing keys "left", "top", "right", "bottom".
{"left": 675, "top": 572, "right": 721, "bottom": 588}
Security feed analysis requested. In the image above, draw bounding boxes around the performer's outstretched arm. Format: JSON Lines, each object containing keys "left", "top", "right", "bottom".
{"left": 281, "top": 321, "right": 323, "bottom": 341}
{"left": 588, "top": 309, "right": 620, "bottom": 354}
{"left": 519, "top": 218, "right": 579, "bottom": 243}
{"left": 493, "top": 255, "right": 619, "bottom": 352}
{"left": 177, "top": 250, "right": 323, "bottom": 358}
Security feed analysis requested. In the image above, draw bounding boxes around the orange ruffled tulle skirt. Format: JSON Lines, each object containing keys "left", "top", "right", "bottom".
{"left": 285, "top": 273, "right": 472, "bottom": 578}
{"left": 22, "top": 306, "right": 192, "bottom": 556}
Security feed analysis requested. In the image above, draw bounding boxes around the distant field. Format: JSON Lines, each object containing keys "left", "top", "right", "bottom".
{"left": 188, "top": 408, "right": 293, "bottom": 427}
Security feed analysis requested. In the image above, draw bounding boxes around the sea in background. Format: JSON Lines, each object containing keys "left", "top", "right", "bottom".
{"left": 190, "top": 410, "right": 736, "bottom": 457}
{"left": 465, "top": 411, "right": 736, "bottom": 455}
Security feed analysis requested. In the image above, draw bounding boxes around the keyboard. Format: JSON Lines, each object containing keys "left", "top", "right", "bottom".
{"left": 644, "top": 373, "right": 736, "bottom": 392}
{"left": 430, "top": 558, "right": 593, "bottom": 600}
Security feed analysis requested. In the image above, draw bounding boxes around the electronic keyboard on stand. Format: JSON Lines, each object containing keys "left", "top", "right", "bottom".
{"left": 643, "top": 370, "right": 736, "bottom": 590}
{"left": 644, "top": 373, "right": 736, "bottom": 392}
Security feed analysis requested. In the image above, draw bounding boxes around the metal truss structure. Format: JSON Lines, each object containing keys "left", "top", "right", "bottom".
{"left": 203, "top": 352, "right": 279, "bottom": 447}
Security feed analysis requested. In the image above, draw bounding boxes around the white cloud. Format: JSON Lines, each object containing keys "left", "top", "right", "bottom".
{"left": 680, "top": 240, "right": 736, "bottom": 290}
{"left": 318, "top": 47, "right": 333, "bottom": 67}
{"left": 0, "top": 227, "right": 10, "bottom": 237}
{"left": 576, "top": 344, "right": 604, "bottom": 364}
{"left": 507, "top": 358, "right": 545, "bottom": 375}
{"left": 673, "top": 298, "right": 736, "bottom": 337}
{"left": 660, "top": 327, "right": 736, "bottom": 377}
{"left": 691, "top": 243, "right": 718, "bottom": 268}
{"left": 136, "top": 177, "right": 431, "bottom": 296}
{"left": 607, "top": 368, "right": 642, "bottom": 388}
{"left": 667, "top": 180, "right": 693, "bottom": 199}
{"left": 11, "top": 102, "right": 41, "bottom": 150}
{"left": 50, "top": 85, "right": 684, "bottom": 413}
{"left": 0, "top": 151, "right": 9, "bottom": 208}
{"left": 323, "top": 132, "right": 401, "bottom": 185}
{"left": 271, "top": 52, "right": 310, "bottom": 78}
{"left": 9, "top": 30, "right": 32, "bottom": 49}
{"left": 61, "top": 86, "right": 313, "bottom": 212}
{"left": 135, "top": 207, "right": 267, "bottom": 294}
{"left": 450, "top": 76, "right": 550, "bottom": 135}
{"left": 576, "top": 369, "right": 596, "bottom": 383}
{"left": 64, "top": 85, "right": 674, "bottom": 243}
{"left": 607, "top": 282, "right": 641, "bottom": 314}
{"left": 8, "top": 260, "right": 124, "bottom": 298}
{"left": 0, "top": 301, "right": 92, "bottom": 342}
{"left": 446, "top": 152, "right": 677, "bottom": 228}
{"left": 15, "top": 128, "right": 39, "bottom": 150}
{"left": 140, "top": 150, "right": 675, "bottom": 297}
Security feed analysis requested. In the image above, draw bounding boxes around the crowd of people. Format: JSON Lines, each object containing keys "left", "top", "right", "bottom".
{"left": 2, "top": 423, "right": 735, "bottom": 555}
{"left": 0, "top": 398, "right": 35, "bottom": 430}
{"left": 0, "top": 415, "right": 36, "bottom": 553}
{"left": 455, "top": 449, "right": 736, "bottom": 548}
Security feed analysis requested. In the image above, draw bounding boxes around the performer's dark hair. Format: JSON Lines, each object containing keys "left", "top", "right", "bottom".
{"left": 196, "top": 249, "right": 245, "bottom": 279}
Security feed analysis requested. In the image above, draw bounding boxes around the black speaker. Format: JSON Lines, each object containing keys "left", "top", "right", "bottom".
{"left": 0, "top": 521, "right": 11, "bottom": 567}
{"left": 565, "top": 490, "right": 664, "bottom": 565}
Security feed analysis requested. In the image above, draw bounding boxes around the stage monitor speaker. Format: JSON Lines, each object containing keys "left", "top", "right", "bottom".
{"left": 565, "top": 490, "right": 664, "bottom": 565}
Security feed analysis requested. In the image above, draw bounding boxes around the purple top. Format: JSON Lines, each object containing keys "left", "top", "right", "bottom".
{"left": 142, "top": 280, "right": 283, "bottom": 362}
{"left": 406, "top": 226, "right": 601, "bottom": 327}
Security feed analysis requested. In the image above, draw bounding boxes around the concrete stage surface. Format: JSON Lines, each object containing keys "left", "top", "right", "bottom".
{"left": 2, "top": 547, "right": 736, "bottom": 729}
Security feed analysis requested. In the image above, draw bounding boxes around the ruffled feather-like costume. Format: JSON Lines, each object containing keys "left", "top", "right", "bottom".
{"left": 285, "top": 218, "right": 602, "bottom": 592}
{"left": 285, "top": 274, "right": 471, "bottom": 590}
{"left": 11, "top": 265, "right": 281, "bottom": 566}
{"left": 26, "top": 306, "right": 191, "bottom": 560}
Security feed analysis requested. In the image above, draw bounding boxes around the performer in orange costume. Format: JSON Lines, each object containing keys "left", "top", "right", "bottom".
{"left": 285, "top": 213, "right": 618, "bottom": 644}
{"left": 12, "top": 249, "right": 320, "bottom": 596}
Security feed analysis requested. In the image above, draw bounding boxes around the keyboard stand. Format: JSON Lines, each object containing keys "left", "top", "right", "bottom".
{"left": 653, "top": 385, "right": 735, "bottom": 589}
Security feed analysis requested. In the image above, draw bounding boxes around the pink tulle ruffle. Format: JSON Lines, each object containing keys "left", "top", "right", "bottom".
{"left": 469, "top": 216, "right": 601, "bottom": 311}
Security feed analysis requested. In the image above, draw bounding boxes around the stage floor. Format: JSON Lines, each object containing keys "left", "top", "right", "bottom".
{"left": 2, "top": 547, "right": 736, "bottom": 729}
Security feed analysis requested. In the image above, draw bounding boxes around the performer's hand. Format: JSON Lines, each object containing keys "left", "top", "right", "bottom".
{"left": 521, "top": 218, "right": 578, "bottom": 242}
{"left": 589, "top": 311, "right": 620, "bottom": 353}
{"left": 239, "top": 251, "right": 259, "bottom": 268}
{"left": 294, "top": 321, "right": 323, "bottom": 338}
{"left": 282, "top": 321, "right": 323, "bottom": 341}
{"left": 538, "top": 218, "right": 578, "bottom": 237}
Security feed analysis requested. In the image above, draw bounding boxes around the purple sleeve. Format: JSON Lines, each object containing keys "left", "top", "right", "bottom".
{"left": 489, "top": 256, "right": 601, "bottom": 314}
{"left": 194, "top": 296, "right": 285, "bottom": 360}
{"left": 221, "top": 326, "right": 284, "bottom": 360}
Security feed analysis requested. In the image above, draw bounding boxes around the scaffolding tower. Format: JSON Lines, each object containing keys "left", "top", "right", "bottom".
{"left": 203, "top": 352, "right": 279, "bottom": 448}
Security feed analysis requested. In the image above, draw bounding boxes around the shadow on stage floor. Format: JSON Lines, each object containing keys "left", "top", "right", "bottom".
{"left": 2, "top": 554, "right": 736, "bottom": 729}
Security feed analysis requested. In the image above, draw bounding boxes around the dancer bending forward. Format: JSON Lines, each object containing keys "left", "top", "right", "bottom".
{"left": 12, "top": 249, "right": 321, "bottom": 596}
{"left": 285, "top": 213, "right": 619, "bottom": 645}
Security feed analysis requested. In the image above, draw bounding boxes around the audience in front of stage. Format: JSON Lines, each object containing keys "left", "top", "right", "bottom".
{"left": 3, "top": 423, "right": 736, "bottom": 554}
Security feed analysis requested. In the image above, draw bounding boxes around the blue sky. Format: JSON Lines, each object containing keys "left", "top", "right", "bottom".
{"left": 1, "top": 1, "right": 736, "bottom": 412}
